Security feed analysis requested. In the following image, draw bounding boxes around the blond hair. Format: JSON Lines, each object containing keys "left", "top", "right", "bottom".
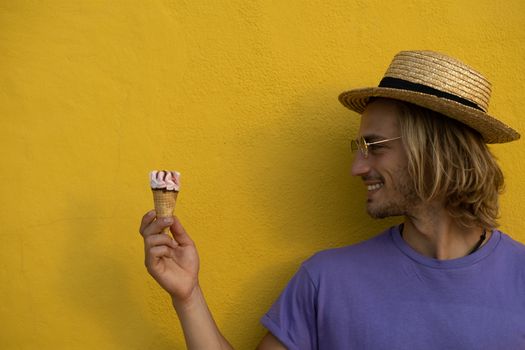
{"left": 394, "top": 100, "right": 504, "bottom": 229}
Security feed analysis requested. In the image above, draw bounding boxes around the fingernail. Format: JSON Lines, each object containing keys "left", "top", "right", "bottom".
{"left": 163, "top": 217, "right": 173, "bottom": 224}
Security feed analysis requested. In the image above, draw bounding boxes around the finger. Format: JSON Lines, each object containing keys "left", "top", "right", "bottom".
{"left": 139, "top": 210, "right": 156, "bottom": 236}
{"left": 145, "top": 233, "right": 178, "bottom": 250}
{"left": 170, "top": 216, "right": 194, "bottom": 246}
{"left": 142, "top": 216, "right": 174, "bottom": 238}
{"left": 147, "top": 245, "right": 174, "bottom": 264}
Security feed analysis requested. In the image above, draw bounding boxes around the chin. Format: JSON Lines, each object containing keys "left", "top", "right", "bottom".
{"left": 367, "top": 211, "right": 390, "bottom": 219}
{"left": 367, "top": 204, "right": 405, "bottom": 219}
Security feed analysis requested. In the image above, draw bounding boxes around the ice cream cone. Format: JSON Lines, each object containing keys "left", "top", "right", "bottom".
{"left": 152, "top": 189, "right": 179, "bottom": 234}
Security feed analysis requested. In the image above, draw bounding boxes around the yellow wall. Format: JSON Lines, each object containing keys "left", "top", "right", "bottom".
{"left": 2, "top": 1, "right": 524, "bottom": 348}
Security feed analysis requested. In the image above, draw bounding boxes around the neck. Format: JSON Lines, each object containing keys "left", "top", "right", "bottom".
{"left": 401, "top": 204, "right": 489, "bottom": 260}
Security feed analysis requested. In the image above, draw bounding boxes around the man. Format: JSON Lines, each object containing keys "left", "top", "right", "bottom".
{"left": 139, "top": 51, "right": 525, "bottom": 349}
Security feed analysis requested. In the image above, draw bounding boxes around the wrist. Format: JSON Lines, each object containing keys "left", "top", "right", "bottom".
{"left": 171, "top": 284, "right": 203, "bottom": 313}
{"left": 170, "top": 284, "right": 233, "bottom": 349}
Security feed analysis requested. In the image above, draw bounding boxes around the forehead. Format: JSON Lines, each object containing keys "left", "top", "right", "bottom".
{"left": 358, "top": 99, "right": 401, "bottom": 137}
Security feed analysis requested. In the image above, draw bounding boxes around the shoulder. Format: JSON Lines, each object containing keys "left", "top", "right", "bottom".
{"left": 498, "top": 231, "right": 525, "bottom": 259}
{"left": 489, "top": 231, "right": 525, "bottom": 280}
{"left": 300, "top": 227, "right": 396, "bottom": 280}
{"left": 308, "top": 227, "right": 394, "bottom": 262}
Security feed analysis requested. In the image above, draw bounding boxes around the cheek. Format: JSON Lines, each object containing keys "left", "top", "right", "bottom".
{"left": 378, "top": 158, "right": 401, "bottom": 176}
{"left": 381, "top": 163, "right": 409, "bottom": 186}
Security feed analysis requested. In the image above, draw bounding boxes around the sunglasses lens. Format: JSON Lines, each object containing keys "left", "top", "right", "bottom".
{"left": 351, "top": 137, "right": 368, "bottom": 157}
{"left": 358, "top": 137, "right": 367, "bottom": 157}
{"left": 358, "top": 137, "right": 365, "bottom": 149}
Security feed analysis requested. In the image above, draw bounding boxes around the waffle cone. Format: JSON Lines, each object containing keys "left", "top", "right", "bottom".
{"left": 152, "top": 189, "right": 179, "bottom": 234}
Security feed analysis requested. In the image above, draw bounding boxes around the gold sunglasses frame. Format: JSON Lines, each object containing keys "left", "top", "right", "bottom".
{"left": 351, "top": 136, "right": 401, "bottom": 158}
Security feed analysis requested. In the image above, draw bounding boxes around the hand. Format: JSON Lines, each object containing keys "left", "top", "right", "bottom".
{"left": 139, "top": 210, "right": 200, "bottom": 304}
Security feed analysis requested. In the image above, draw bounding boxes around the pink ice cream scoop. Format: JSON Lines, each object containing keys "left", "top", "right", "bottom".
{"left": 150, "top": 170, "right": 181, "bottom": 191}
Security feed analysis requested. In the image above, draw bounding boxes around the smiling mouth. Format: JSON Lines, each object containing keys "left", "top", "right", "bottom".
{"left": 367, "top": 183, "right": 384, "bottom": 191}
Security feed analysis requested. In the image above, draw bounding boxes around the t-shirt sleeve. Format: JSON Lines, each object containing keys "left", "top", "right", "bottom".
{"left": 260, "top": 264, "right": 318, "bottom": 350}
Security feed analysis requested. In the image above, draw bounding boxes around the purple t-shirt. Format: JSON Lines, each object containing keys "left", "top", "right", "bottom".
{"left": 261, "top": 226, "right": 525, "bottom": 349}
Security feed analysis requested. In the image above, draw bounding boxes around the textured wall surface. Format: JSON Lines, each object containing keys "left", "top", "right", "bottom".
{"left": 1, "top": 0, "right": 524, "bottom": 348}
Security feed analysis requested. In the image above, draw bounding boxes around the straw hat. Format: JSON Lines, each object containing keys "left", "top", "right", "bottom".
{"left": 338, "top": 50, "right": 520, "bottom": 143}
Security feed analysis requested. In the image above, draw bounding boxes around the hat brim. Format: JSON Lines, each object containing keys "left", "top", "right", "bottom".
{"left": 339, "top": 87, "right": 520, "bottom": 144}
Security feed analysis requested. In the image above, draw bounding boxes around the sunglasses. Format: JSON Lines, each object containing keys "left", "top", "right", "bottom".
{"left": 350, "top": 136, "right": 401, "bottom": 158}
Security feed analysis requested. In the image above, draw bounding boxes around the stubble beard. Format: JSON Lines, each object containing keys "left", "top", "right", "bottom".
{"left": 366, "top": 168, "right": 421, "bottom": 219}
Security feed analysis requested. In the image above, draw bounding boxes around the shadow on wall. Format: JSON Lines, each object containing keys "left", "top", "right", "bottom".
{"left": 59, "top": 203, "right": 183, "bottom": 349}
{"left": 217, "top": 87, "right": 400, "bottom": 348}
{"left": 238, "top": 86, "right": 398, "bottom": 247}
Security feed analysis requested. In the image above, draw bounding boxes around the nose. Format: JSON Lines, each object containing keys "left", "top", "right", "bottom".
{"left": 351, "top": 152, "right": 371, "bottom": 177}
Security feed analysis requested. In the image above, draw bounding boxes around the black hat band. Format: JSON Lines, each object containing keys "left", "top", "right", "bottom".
{"left": 379, "top": 77, "right": 483, "bottom": 112}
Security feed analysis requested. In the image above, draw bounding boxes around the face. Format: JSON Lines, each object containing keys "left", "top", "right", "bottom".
{"left": 351, "top": 99, "right": 420, "bottom": 218}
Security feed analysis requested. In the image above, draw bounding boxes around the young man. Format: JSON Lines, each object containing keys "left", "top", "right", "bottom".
{"left": 139, "top": 51, "right": 525, "bottom": 349}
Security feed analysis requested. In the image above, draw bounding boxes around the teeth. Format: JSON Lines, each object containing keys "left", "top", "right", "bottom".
{"left": 367, "top": 183, "right": 383, "bottom": 191}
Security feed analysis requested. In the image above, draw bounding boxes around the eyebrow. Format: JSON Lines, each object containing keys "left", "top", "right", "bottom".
{"left": 361, "top": 134, "right": 389, "bottom": 142}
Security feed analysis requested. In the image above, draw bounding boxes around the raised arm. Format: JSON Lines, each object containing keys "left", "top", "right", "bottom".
{"left": 139, "top": 210, "right": 233, "bottom": 349}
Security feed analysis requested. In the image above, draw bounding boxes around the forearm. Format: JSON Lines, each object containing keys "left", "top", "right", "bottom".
{"left": 173, "top": 286, "right": 234, "bottom": 350}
